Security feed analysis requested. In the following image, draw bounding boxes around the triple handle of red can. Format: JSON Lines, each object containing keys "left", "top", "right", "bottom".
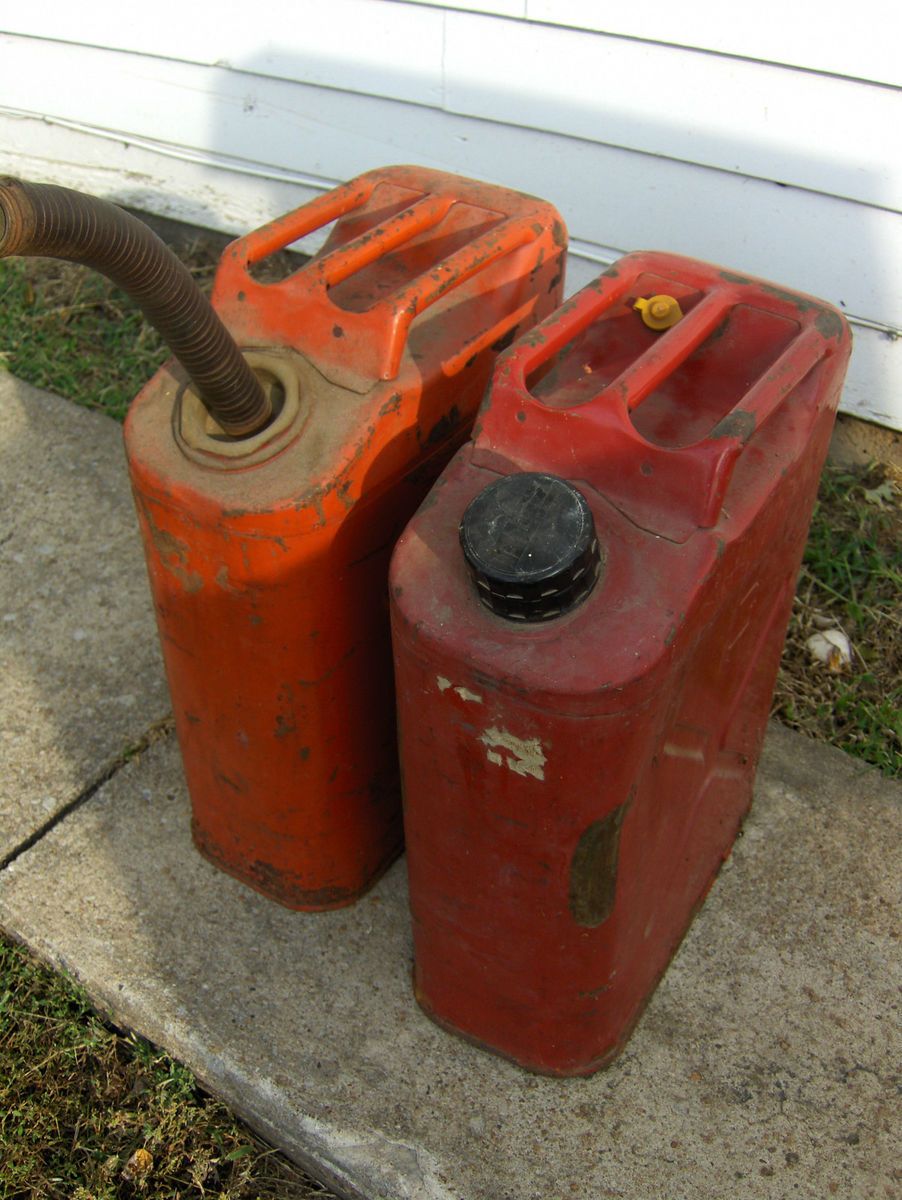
{"left": 120, "top": 168, "right": 850, "bottom": 1076}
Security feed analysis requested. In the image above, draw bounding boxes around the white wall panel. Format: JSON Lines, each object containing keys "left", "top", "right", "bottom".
{"left": 0, "top": 1, "right": 445, "bottom": 105}
{"left": 3, "top": 111, "right": 897, "bottom": 432}
{"left": 835, "top": 323, "right": 902, "bottom": 430}
{"left": 526, "top": 0, "right": 900, "bottom": 86}
{"left": 4, "top": 5, "right": 898, "bottom": 211}
{"left": 402, "top": 0, "right": 526, "bottom": 14}
{"left": 0, "top": 113, "right": 326, "bottom": 239}
{"left": 442, "top": 13, "right": 900, "bottom": 210}
{"left": 401, "top": 0, "right": 896, "bottom": 85}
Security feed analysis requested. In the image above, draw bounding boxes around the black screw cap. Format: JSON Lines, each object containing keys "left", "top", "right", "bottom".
{"left": 459, "top": 473, "right": 602, "bottom": 622}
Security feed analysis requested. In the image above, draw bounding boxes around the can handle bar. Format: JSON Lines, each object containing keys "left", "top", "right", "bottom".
{"left": 216, "top": 168, "right": 547, "bottom": 383}
{"left": 501, "top": 260, "right": 830, "bottom": 445}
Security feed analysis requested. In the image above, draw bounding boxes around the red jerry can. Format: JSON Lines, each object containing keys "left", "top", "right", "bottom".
{"left": 390, "top": 252, "right": 851, "bottom": 1074}
{"left": 124, "top": 166, "right": 565, "bottom": 909}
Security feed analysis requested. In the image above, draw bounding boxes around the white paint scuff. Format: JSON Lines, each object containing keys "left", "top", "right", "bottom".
{"left": 436, "top": 677, "right": 483, "bottom": 703}
{"left": 479, "top": 727, "right": 546, "bottom": 781}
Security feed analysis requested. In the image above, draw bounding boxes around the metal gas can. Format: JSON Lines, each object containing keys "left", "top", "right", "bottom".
{"left": 125, "top": 166, "right": 565, "bottom": 910}
{"left": 390, "top": 252, "right": 851, "bottom": 1074}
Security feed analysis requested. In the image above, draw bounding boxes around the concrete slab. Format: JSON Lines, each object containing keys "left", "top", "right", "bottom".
{"left": 0, "top": 373, "right": 169, "bottom": 860}
{"left": 0, "top": 721, "right": 897, "bottom": 1200}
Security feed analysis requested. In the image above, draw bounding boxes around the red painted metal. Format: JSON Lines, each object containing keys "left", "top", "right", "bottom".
{"left": 390, "top": 252, "right": 851, "bottom": 1074}
{"left": 124, "top": 166, "right": 565, "bottom": 910}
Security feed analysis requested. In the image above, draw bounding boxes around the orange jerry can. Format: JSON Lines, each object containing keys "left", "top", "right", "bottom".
{"left": 124, "top": 166, "right": 565, "bottom": 909}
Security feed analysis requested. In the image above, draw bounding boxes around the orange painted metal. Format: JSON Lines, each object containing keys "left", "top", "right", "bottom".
{"left": 124, "top": 166, "right": 565, "bottom": 909}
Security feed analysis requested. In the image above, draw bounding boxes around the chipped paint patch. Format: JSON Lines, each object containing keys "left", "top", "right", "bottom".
{"left": 480, "top": 727, "right": 546, "bottom": 780}
{"left": 141, "top": 511, "right": 203, "bottom": 593}
{"left": 437, "top": 677, "right": 483, "bottom": 703}
{"left": 710, "top": 409, "right": 755, "bottom": 443}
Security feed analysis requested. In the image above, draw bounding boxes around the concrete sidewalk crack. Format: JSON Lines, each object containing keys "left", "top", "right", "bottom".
{"left": 0, "top": 715, "right": 174, "bottom": 872}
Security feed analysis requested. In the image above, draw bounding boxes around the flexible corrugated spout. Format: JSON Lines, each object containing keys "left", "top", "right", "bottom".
{"left": 0, "top": 177, "right": 271, "bottom": 436}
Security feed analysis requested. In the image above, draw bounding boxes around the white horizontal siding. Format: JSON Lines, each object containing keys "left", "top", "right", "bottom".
{"left": 0, "top": 4, "right": 899, "bottom": 429}
{"left": 2, "top": 4, "right": 899, "bottom": 210}
{"left": 405, "top": 0, "right": 899, "bottom": 85}
{"left": 0, "top": 114, "right": 325, "bottom": 243}
{"left": 529, "top": 1, "right": 901, "bottom": 86}
{"left": 443, "top": 14, "right": 900, "bottom": 210}
{"left": 0, "top": 2, "right": 446, "bottom": 107}
{"left": 402, "top": 0, "right": 526, "bottom": 15}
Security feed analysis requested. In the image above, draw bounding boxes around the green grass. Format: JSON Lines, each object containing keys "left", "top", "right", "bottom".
{"left": 774, "top": 464, "right": 901, "bottom": 777}
{"left": 0, "top": 936, "right": 333, "bottom": 1199}
{"left": 0, "top": 256, "right": 171, "bottom": 422}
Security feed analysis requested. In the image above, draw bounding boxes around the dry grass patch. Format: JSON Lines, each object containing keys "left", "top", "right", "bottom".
{"left": 0, "top": 937, "right": 337, "bottom": 1200}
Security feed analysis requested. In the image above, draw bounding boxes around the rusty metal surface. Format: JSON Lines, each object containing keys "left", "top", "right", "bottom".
{"left": 125, "top": 166, "right": 566, "bottom": 910}
{"left": 0, "top": 177, "right": 269, "bottom": 435}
